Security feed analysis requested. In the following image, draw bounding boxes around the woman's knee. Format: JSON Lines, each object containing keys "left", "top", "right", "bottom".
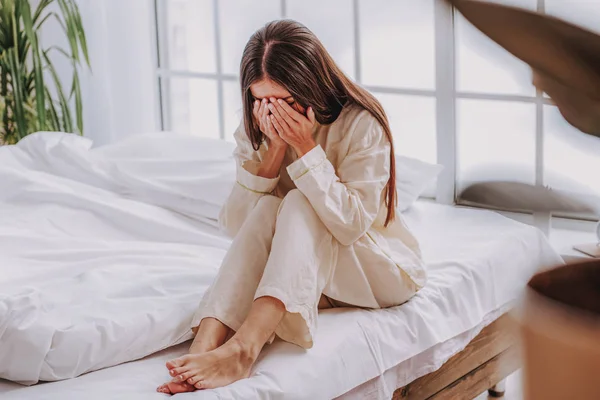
{"left": 256, "top": 194, "right": 282, "bottom": 211}
{"left": 277, "top": 189, "right": 323, "bottom": 228}
{"left": 280, "top": 189, "right": 311, "bottom": 212}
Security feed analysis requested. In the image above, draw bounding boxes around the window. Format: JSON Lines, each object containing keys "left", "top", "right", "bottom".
{"left": 154, "top": 0, "right": 600, "bottom": 220}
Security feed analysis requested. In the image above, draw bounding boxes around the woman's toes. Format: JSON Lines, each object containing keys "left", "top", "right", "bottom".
{"left": 166, "top": 381, "right": 196, "bottom": 394}
{"left": 187, "top": 375, "right": 202, "bottom": 385}
{"left": 171, "top": 370, "right": 197, "bottom": 383}
{"left": 194, "top": 381, "right": 205, "bottom": 390}
{"left": 168, "top": 366, "right": 189, "bottom": 379}
{"left": 156, "top": 384, "right": 171, "bottom": 394}
{"left": 166, "top": 356, "right": 187, "bottom": 370}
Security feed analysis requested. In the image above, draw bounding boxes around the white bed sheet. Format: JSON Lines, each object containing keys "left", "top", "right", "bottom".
{"left": 0, "top": 201, "right": 563, "bottom": 400}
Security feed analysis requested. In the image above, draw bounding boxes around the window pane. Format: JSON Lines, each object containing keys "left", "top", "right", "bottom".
{"left": 223, "top": 80, "right": 243, "bottom": 143}
{"left": 374, "top": 94, "right": 437, "bottom": 164}
{"left": 287, "top": 0, "right": 355, "bottom": 78}
{"left": 456, "top": 0, "right": 537, "bottom": 96}
{"left": 544, "top": 106, "right": 600, "bottom": 196}
{"left": 219, "top": 0, "right": 281, "bottom": 75}
{"left": 375, "top": 93, "right": 437, "bottom": 197}
{"left": 161, "top": 0, "right": 215, "bottom": 73}
{"left": 457, "top": 99, "right": 536, "bottom": 192}
{"left": 359, "top": 0, "right": 435, "bottom": 90}
{"left": 546, "top": 0, "right": 600, "bottom": 34}
{"left": 167, "top": 78, "right": 220, "bottom": 139}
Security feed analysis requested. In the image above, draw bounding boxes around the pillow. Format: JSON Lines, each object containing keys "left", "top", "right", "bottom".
{"left": 94, "top": 133, "right": 442, "bottom": 218}
{"left": 395, "top": 155, "right": 444, "bottom": 212}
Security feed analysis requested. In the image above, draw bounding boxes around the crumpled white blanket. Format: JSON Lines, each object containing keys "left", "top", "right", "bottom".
{"left": 0, "top": 132, "right": 235, "bottom": 384}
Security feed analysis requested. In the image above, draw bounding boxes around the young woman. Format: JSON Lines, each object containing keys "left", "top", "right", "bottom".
{"left": 157, "top": 19, "right": 426, "bottom": 394}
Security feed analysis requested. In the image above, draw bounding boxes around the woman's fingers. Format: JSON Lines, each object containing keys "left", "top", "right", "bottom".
{"left": 253, "top": 100, "right": 260, "bottom": 119}
{"left": 270, "top": 114, "right": 286, "bottom": 137}
{"left": 269, "top": 98, "right": 299, "bottom": 126}
{"left": 275, "top": 98, "right": 304, "bottom": 123}
{"left": 263, "top": 113, "right": 278, "bottom": 140}
{"left": 254, "top": 100, "right": 264, "bottom": 129}
{"left": 268, "top": 102, "right": 292, "bottom": 131}
{"left": 260, "top": 99, "right": 269, "bottom": 120}
{"left": 262, "top": 113, "right": 271, "bottom": 136}
{"left": 306, "top": 107, "right": 316, "bottom": 125}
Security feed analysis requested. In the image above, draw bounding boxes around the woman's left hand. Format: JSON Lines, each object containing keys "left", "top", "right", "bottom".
{"left": 268, "top": 98, "right": 317, "bottom": 157}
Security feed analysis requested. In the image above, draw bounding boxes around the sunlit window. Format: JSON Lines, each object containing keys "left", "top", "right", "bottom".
{"left": 155, "top": 0, "right": 600, "bottom": 216}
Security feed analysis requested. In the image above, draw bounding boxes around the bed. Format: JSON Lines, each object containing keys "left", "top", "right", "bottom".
{"left": 0, "top": 132, "right": 563, "bottom": 399}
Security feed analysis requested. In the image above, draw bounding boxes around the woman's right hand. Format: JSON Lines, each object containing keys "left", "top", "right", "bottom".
{"left": 254, "top": 99, "right": 287, "bottom": 150}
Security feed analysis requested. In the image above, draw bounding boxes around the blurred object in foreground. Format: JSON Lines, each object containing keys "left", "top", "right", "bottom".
{"left": 459, "top": 181, "right": 600, "bottom": 251}
{"left": 449, "top": 0, "right": 600, "bottom": 138}
{"left": 519, "top": 261, "right": 600, "bottom": 400}
{"left": 460, "top": 181, "right": 600, "bottom": 215}
{"left": 450, "top": 0, "right": 600, "bottom": 250}
{"left": 448, "top": 4, "right": 600, "bottom": 397}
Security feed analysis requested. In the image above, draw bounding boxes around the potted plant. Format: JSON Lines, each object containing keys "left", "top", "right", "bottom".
{"left": 0, "top": 0, "right": 89, "bottom": 145}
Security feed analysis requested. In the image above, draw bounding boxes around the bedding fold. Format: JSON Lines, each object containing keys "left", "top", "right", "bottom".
{"left": 0, "top": 132, "right": 233, "bottom": 384}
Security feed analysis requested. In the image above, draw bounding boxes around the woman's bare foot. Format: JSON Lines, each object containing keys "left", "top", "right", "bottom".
{"left": 165, "top": 338, "right": 258, "bottom": 390}
{"left": 157, "top": 318, "right": 230, "bottom": 394}
{"left": 156, "top": 340, "right": 219, "bottom": 395}
{"left": 157, "top": 380, "right": 196, "bottom": 395}
{"left": 160, "top": 297, "right": 284, "bottom": 393}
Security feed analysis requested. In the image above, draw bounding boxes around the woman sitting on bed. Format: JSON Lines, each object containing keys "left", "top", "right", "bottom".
{"left": 158, "top": 19, "right": 426, "bottom": 394}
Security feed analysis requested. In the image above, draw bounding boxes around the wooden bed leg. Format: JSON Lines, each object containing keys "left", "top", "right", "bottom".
{"left": 488, "top": 379, "right": 506, "bottom": 397}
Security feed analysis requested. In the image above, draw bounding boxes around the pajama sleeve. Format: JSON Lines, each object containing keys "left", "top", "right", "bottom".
{"left": 286, "top": 111, "right": 391, "bottom": 246}
{"left": 218, "top": 124, "right": 280, "bottom": 238}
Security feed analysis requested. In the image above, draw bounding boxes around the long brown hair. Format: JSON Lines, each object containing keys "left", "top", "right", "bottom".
{"left": 240, "top": 19, "right": 397, "bottom": 226}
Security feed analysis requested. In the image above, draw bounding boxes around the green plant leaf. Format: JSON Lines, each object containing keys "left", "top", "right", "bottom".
{"left": 70, "top": 0, "right": 90, "bottom": 68}
{"left": 34, "top": 11, "right": 56, "bottom": 31}
{"left": 56, "top": 0, "right": 79, "bottom": 64}
{"left": 1, "top": 0, "right": 89, "bottom": 143}
{"left": 7, "top": 49, "right": 27, "bottom": 140}
{"left": 72, "top": 68, "right": 82, "bottom": 134}
{"left": 0, "top": 61, "right": 9, "bottom": 142}
{"left": 21, "top": 0, "right": 46, "bottom": 130}
{"left": 33, "top": 0, "right": 53, "bottom": 25}
{"left": 47, "top": 44, "right": 73, "bottom": 60}
{"left": 45, "top": 86, "right": 61, "bottom": 131}
{"left": 8, "top": 8, "right": 29, "bottom": 140}
{"left": 43, "top": 50, "right": 73, "bottom": 133}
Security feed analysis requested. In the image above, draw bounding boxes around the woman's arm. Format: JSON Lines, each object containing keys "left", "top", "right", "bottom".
{"left": 285, "top": 111, "right": 391, "bottom": 246}
{"left": 218, "top": 124, "right": 286, "bottom": 237}
{"left": 257, "top": 142, "right": 287, "bottom": 179}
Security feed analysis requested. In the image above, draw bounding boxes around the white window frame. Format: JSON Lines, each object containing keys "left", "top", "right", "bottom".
{"left": 152, "top": 0, "right": 596, "bottom": 230}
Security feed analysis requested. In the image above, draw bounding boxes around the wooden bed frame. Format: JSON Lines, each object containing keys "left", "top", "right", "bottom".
{"left": 392, "top": 313, "right": 520, "bottom": 400}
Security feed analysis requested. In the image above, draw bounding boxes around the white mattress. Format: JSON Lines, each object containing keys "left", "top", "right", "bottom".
{"left": 0, "top": 200, "right": 562, "bottom": 400}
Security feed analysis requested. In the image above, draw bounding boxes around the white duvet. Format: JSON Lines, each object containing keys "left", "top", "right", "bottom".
{"left": 0, "top": 132, "right": 236, "bottom": 384}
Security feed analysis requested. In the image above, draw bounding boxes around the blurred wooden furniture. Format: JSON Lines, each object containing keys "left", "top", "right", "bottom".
{"left": 522, "top": 262, "right": 600, "bottom": 400}
{"left": 392, "top": 313, "right": 519, "bottom": 399}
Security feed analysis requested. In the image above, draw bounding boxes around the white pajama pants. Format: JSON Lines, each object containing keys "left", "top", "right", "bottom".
{"left": 192, "top": 189, "right": 417, "bottom": 349}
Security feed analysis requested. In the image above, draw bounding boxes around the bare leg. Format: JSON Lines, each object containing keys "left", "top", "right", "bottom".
{"left": 158, "top": 196, "right": 282, "bottom": 394}
{"left": 187, "top": 317, "right": 231, "bottom": 354}
{"left": 162, "top": 190, "right": 335, "bottom": 390}
{"left": 157, "top": 318, "right": 231, "bottom": 394}
{"left": 166, "top": 296, "right": 285, "bottom": 390}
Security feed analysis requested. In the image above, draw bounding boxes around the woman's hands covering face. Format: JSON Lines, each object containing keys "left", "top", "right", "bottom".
{"left": 267, "top": 98, "right": 317, "bottom": 157}
{"left": 253, "top": 99, "right": 287, "bottom": 150}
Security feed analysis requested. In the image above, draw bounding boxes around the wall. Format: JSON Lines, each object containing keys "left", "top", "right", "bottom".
{"left": 40, "top": 0, "right": 159, "bottom": 146}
